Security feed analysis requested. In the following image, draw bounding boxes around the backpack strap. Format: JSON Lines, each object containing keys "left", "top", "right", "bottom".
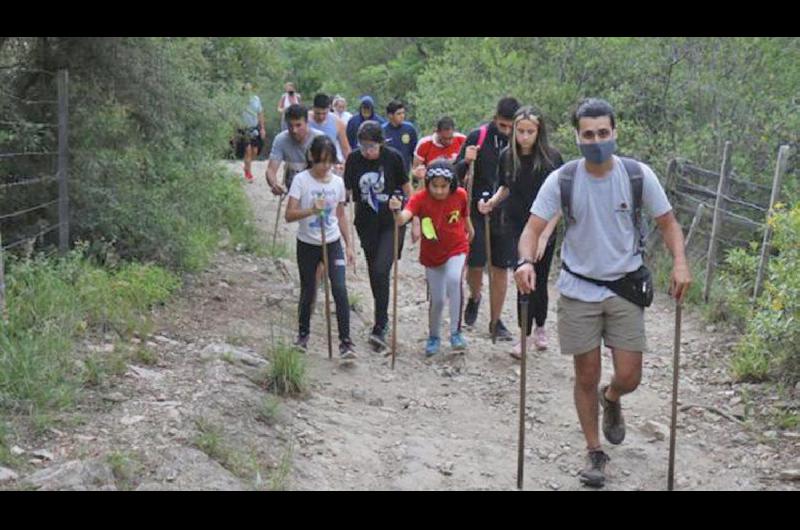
{"left": 476, "top": 124, "right": 489, "bottom": 150}
{"left": 558, "top": 160, "right": 580, "bottom": 224}
{"left": 560, "top": 157, "right": 647, "bottom": 255}
{"left": 620, "top": 157, "right": 645, "bottom": 256}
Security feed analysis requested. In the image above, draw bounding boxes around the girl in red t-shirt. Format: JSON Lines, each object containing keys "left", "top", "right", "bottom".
{"left": 389, "top": 160, "right": 474, "bottom": 357}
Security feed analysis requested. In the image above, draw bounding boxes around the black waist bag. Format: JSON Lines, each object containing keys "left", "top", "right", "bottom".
{"left": 562, "top": 262, "right": 654, "bottom": 308}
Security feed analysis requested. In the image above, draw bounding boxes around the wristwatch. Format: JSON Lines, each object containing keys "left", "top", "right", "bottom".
{"left": 515, "top": 257, "right": 535, "bottom": 271}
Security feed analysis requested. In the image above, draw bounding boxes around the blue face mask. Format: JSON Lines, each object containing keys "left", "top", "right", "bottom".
{"left": 578, "top": 139, "right": 616, "bottom": 164}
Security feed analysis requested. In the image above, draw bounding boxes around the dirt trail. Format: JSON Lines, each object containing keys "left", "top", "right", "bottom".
{"left": 4, "top": 160, "right": 798, "bottom": 491}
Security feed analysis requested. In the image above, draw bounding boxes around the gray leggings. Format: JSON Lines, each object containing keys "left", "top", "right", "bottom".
{"left": 426, "top": 253, "right": 466, "bottom": 338}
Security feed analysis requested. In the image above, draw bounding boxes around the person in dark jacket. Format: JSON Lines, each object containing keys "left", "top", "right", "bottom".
{"left": 454, "top": 96, "right": 520, "bottom": 340}
{"left": 346, "top": 95, "right": 386, "bottom": 150}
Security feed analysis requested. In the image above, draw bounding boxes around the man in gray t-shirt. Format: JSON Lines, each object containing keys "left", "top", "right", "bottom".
{"left": 514, "top": 98, "right": 692, "bottom": 489}
{"left": 265, "top": 103, "right": 324, "bottom": 195}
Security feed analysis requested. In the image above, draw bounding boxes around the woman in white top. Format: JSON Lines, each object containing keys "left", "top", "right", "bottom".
{"left": 332, "top": 95, "right": 353, "bottom": 125}
{"left": 285, "top": 135, "right": 356, "bottom": 358}
{"left": 278, "top": 82, "right": 302, "bottom": 131}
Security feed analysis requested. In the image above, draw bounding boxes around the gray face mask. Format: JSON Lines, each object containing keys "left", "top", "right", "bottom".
{"left": 578, "top": 139, "right": 616, "bottom": 164}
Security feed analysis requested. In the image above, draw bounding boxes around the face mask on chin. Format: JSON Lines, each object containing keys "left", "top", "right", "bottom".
{"left": 578, "top": 139, "right": 616, "bottom": 164}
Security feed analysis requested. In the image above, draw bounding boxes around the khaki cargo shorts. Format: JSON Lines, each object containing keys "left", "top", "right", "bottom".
{"left": 556, "top": 294, "right": 647, "bottom": 355}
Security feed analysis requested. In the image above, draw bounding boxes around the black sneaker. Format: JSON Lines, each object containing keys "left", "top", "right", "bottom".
{"left": 489, "top": 319, "right": 514, "bottom": 342}
{"left": 579, "top": 449, "right": 610, "bottom": 488}
{"left": 464, "top": 297, "right": 480, "bottom": 327}
{"left": 293, "top": 334, "right": 309, "bottom": 351}
{"left": 368, "top": 327, "right": 388, "bottom": 352}
{"left": 599, "top": 384, "right": 626, "bottom": 445}
{"left": 339, "top": 339, "right": 357, "bottom": 359}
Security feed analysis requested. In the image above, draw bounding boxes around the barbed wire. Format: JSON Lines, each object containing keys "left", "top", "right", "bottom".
{"left": 0, "top": 175, "right": 58, "bottom": 190}
{"left": 0, "top": 151, "right": 57, "bottom": 159}
{"left": 0, "top": 86, "right": 56, "bottom": 105}
{"left": 1, "top": 222, "right": 61, "bottom": 251}
{"left": 0, "top": 65, "right": 56, "bottom": 76}
{"left": 0, "top": 198, "right": 59, "bottom": 221}
{"left": 0, "top": 119, "right": 58, "bottom": 128}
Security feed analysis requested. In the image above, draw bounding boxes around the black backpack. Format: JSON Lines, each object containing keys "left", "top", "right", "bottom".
{"left": 559, "top": 157, "right": 646, "bottom": 256}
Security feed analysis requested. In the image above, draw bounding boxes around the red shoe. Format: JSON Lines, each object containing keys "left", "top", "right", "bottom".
{"left": 244, "top": 169, "right": 254, "bottom": 181}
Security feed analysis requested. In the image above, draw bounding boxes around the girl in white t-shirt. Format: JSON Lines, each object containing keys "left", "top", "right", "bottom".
{"left": 285, "top": 135, "right": 356, "bottom": 358}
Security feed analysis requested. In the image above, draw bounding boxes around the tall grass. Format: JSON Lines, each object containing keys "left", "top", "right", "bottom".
{"left": 0, "top": 248, "right": 180, "bottom": 417}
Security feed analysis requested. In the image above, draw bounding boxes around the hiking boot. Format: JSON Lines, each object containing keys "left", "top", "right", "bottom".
{"left": 489, "top": 319, "right": 513, "bottom": 342}
{"left": 579, "top": 449, "right": 610, "bottom": 488}
{"left": 599, "top": 384, "right": 626, "bottom": 445}
{"left": 464, "top": 297, "right": 480, "bottom": 327}
{"left": 425, "top": 336, "right": 441, "bottom": 357}
{"left": 293, "top": 333, "right": 309, "bottom": 351}
{"left": 339, "top": 339, "right": 357, "bottom": 359}
{"left": 533, "top": 326, "right": 548, "bottom": 350}
{"left": 450, "top": 332, "right": 467, "bottom": 351}
{"left": 368, "top": 326, "right": 388, "bottom": 352}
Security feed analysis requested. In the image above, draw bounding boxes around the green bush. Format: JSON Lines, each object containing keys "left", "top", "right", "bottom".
{"left": 267, "top": 343, "right": 306, "bottom": 396}
{"left": 0, "top": 248, "right": 179, "bottom": 416}
{"left": 733, "top": 204, "right": 800, "bottom": 384}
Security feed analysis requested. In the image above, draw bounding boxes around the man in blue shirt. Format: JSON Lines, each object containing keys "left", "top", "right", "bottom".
{"left": 382, "top": 100, "right": 418, "bottom": 175}
{"left": 346, "top": 95, "right": 386, "bottom": 150}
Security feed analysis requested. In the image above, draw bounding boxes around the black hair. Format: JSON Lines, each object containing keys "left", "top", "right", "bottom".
{"left": 504, "top": 105, "right": 557, "bottom": 185}
{"left": 425, "top": 159, "right": 458, "bottom": 193}
{"left": 284, "top": 104, "right": 308, "bottom": 123}
{"left": 306, "top": 135, "right": 338, "bottom": 168}
{"left": 386, "top": 100, "right": 405, "bottom": 115}
{"left": 572, "top": 98, "right": 616, "bottom": 129}
{"left": 357, "top": 120, "right": 384, "bottom": 144}
{"left": 436, "top": 116, "right": 455, "bottom": 131}
{"left": 496, "top": 97, "right": 520, "bottom": 120}
{"left": 313, "top": 93, "right": 331, "bottom": 109}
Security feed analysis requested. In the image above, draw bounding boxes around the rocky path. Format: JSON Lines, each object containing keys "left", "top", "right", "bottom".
{"left": 3, "top": 160, "right": 798, "bottom": 491}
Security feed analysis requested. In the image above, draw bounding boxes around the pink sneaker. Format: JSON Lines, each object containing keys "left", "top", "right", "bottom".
{"left": 534, "top": 326, "right": 548, "bottom": 350}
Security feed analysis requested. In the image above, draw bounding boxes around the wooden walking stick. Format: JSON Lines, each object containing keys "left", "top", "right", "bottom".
{"left": 667, "top": 298, "right": 683, "bottom": 490}
{"left": 390, "top": 188, "right": 402, "bottom": 370}
{"left": 272, "top": 193, "right": 285, "bottom": 248}
{"left": 482, "top": 191, "right": 496, "bottom": 343}
{"left": 464, "top": 160, "right": 475, "bottom": 217}
{"left": 517, "top": 292, "right": 530, "bottom": 490}
{"left": 319, "top": 205, "right": 333, "bottom": 360}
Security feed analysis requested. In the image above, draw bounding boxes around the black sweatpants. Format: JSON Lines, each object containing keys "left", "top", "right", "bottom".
{"left": 514, "top": 232, "right": 557, "bottom": 335}
{"left": 296, "top": 239, "right": 350, "bottom": 341}
{"left": 356, "top": 220, "right": 405, "bottom": 332}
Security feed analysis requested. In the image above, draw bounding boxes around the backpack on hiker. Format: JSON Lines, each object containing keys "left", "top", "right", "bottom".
{"left": 558, "top": 157, "right": 654, "bottom": 308}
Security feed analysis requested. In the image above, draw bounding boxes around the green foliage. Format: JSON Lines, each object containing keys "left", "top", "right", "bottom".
{"left": 0, "top": 248, "right": 178, "bottom": 416}
{"left": 733, "top": 204, "right": 800, "bottom": 384}
{"left": 703, "top": 245, "right": 760, "bottom": 326}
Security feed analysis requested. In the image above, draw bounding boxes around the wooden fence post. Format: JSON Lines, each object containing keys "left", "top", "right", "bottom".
{"left": 684, "top": 202, "right": 705, "bottom": 250}
{"left": 753, "top": 145, "right": 790, "bottom": 302}
{"left": 0, "top": 230, "right": 5, "bottom": 322}
{"left": 703, "top": 141, "right": 732, "bottom": 303}
{"left": 57, "top": 69, "right": 69, "bottom": 255}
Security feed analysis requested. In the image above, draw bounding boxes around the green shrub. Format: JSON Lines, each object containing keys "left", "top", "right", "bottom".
{"left": 0, "top": 249, "right": 179, "bottom": 416}
{"left": 267, "top": 343, "right": 306, "bottom": 396}
{"left": 733, "top": 203, "right": 800, "bottom": 384}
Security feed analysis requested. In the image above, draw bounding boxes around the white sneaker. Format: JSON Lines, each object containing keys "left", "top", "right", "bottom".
{"left": 534, "top": 326, "right": 548, "bottom": 350}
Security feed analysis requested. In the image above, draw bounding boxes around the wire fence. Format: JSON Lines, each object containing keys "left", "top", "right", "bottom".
{"left": 0, "top": 68, "right": 69, "bottom": 315}
{"left": 663, "top": 143, "right": 791, "bottom": 304}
